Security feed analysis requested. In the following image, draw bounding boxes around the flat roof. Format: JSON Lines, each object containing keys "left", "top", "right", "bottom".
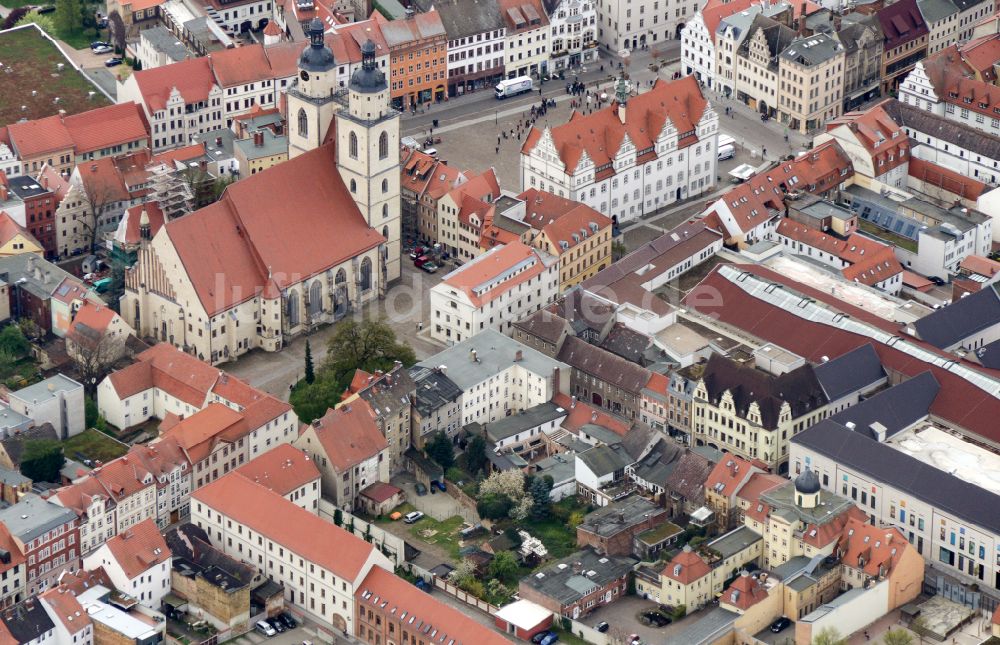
{"left": 890, "top": 424, "right": 1000, "bottom": 495}
{"left": 708, "top": 525, "right": 763, "bottom": 559}
{"left": 494, "top": 599, "right": 551, "bottom": 629}
{"left": 78, "top": 587, "right": 160, "bottom": 639}
{"left": 477, "top": 402, "right": 566, "bottom": 442}
{"left": 11, "top": 374, "right": 82, "bottom": 404}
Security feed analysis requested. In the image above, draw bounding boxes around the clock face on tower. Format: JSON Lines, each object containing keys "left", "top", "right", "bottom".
{"left": 300, "top": 70, "right": 310, "bottom": 81}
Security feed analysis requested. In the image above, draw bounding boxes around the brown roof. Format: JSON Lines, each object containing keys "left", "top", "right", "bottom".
{"left": 522, "top": 76, "right": 709, "bottom": 174}
{"left": 359, "top": 482, "right": 402, "bottom": 503}
{"left": 39, "top": 585, "right": 90, "bottom": 634}
{"left": 557, "top": 335, "right": 652, "bottom": 394}
{"left": 442, "top": 241, "right": 551, "bottom": 308}
{"left": 193, "top": 472, "right": 378, "bottom": 581}
{"left": 310, "top": 399, "right": 388, "bottom": 472}
{"left": 662, "top": 545, "right": 711, "bottom": 584}
{"left": 908, "top": 157, "right": 988, "bottom": 201}
{"left": 101, "top": 518, "right": 170, "bottom": 579}
{"left": 131, "top": 57, "right": 217, "bottom": 113}
{"left": 960, "top": 255, "right": 1000, "bottom": 278}
{"left": 512, "top": 309, "right": 569, "bottom": 345}
{"left": 875, "top": 0, "right": 927, "bottom": 49}
{"left": 235, "top": 443, "right": 319, "bottom": 497}
{"left": 161, "top": 403, "right": 249, "bottom": 464}
{"left": 163, "top": 144, "right": 384, "bottom": 316}
{"left": 663, "top": 450, "right": 714, "bottom": 503}
{"left": 722, "top": 572, "right": 769, "bottom": 610}
{"left": 704, "top": 454, "right": 756, "bottom": 499}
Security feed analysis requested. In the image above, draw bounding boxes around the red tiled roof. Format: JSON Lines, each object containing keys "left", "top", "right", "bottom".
{"left": 357, "top": 567, "right": 514, "bottom": 645}
{"left": 0, "top": 211, "right": 40, "bottom": 249}
{"left": 121, "top": 202, "right": 165, "bottom": 245}
{"left": 6, "top": 114, "right": 74, "bottom": 158}
{"left": 359, "top": 481, "right": 402, "bottom": 503}
{"left": 208, "top": 41, "right": 301, "bottom": 88}
{"left": 734, "top": 472, "right": 784, "bottom": 506}
{"left": 517, "top": 188, "right": 612, "bottom": 255}
{"left": 100, "top": 518, "right": 170, "bottom": 580}
{"left": 193, "top": 472, "right": 377, "bottom": 581}
{"left": 522, "top": 76, "right": 709, "bottom": 174}
{"left": 837, "top": 519, "right": 911, "bottom": 577}
{"left": 310, "top": 399, "right": 388, "bottom": 472}
{"left": 684, "top": 263, "right": 1000, "bottom": 445}
{"left": 0, "top": 524, "right": 24, "bottom": 574}
{"left": 704, "top": 453, "right": 755, "bottom": 498}
{"left": 662, "top": 546, "right": 711, "bottom": 584}
{"left": 40, "top": 585, "right": 90, "bottom": 634}
{"left": 553, "top": 393, "right": 631, "bottom": 436}
{"left": 70, "top": 300, "right": 118, "bottom": 336}
{"left": 721, "top": 572, "right": 769, "bottom": 610}
{"left": 776, "top": 219, "right": 902, "bottom": 286}
{"left": 161, "top": 403, "right": 248, "bottom": 464}
{"left": 235, "top": 443, "right": 319, "bottom": 496}
{"left": 164, "top": 144, "right": 384, "bottom": 316}
{"left": 960, "top": 255, "right": 1000, "bottom": 278}
{"left": 37, "top": 164, "right": 69, "bottom": 201}
{"left": 131, "top": 57, "right": 216, "bottom": 113}
{"left": 908, "top": 157, "right": 987, "bottom": 201}
{"left": 826, "top": 103, "right": 908, "bottom": 176}
{"left": 442, "top": 241, "right": 550, "bottom": 308}
{"left": 62, "top": 102, "right": 150, "bottom": 155}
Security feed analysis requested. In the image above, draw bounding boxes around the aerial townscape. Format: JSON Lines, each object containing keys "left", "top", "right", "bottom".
{"left": 3, "top": 0, "right": 1000, "bottom": 643}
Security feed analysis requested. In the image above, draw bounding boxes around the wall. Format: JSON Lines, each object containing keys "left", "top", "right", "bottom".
{"left": 432, "top": 577, "right": 498, "bottom": 614}
{"left": 317, "top": 502, "right": 407, "bottom": 567}
{"left": 794, "top": 583, "right": 889, "bottom": 645}
{"left": 731, "top": 587, "right": 783, "bottom": 636}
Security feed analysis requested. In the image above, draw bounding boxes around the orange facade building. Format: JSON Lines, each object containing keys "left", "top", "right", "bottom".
{"left": 379, "top": 10, "right": 448, "bottom": 109}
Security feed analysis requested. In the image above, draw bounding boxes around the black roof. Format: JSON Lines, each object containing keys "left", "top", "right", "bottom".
{"left": 975, "top": 338, "right": 1000, "bottom": 369}
{"left": 2, "top": 601, "right": 55, "bottom": 644}
{"left": 299, "top": 18, "right": 335, "bottom": 72}
{"left": 827, "top": 371, "right": 939, "bottom": 440}
{"left": 599, "top": 324, "right": 650, "bottom": 365}
{"left": 701, "top": 354, "right": 828, "bottom": 429}
{"left": 350, "top": 40, "right": 387, "bottom": 93}
{"left": 792, "top": 418, "right": 1000, "bottom": 534}
{"left": 813, "top": 343, "right": 886, "bottom": 401}
{"left": 409, "top": 366, "right": 462, "bottom": 414}
{"left": 913, "top": 284, "right": 1000, "bottom": 349}
{"left": 794, "top": 468, "right": 821, "bottom": 494}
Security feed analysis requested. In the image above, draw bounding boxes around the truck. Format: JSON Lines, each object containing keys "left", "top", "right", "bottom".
{"left": 495, "top": 76, "right": 533, "bottom": 99}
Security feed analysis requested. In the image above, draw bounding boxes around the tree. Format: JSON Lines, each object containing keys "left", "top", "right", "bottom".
{"left": 107, "top": 10, "right": 126, "bottom": 51}
{"left": 478, "top": 470, "right": 526, "bottom": 500}
{"left": 882, "top": 630, "right": 914, "bottom": 645}
{"left": 465, "top": 435, "right": 488, "bottom": 475}
{"left": 16, "top": 10, "right": 56, "bottom": 34}
{"left": 289, "top": 377, "right": 343, "bottom": 424}
{"left": 812, "top": 627, "right": 847, "bottom": 645}
{"left": 425, "top": 432, "right": 454, "bottom": 470}
{"left": 54, "top": 0, "right": 81, "bottom": 36}
{"left": 529, "top": 476, "right": 552, "bottom": 519}
{"left": 612, "top": 239, "right": 627, "bottom": 261}
{"left": 488, "top": 551, "right": 518, "bottom": 584}
{"left": 68, "top": 327, "right": 126, "bottom": 395}
{"left": 0, "top": 325, "right": 29, "bottom": 359}
{"left": 326, "top": 320, "right": 416, "bottom": 383}
{"left": 304, "top": 339, "right": 315, "bottom": 384}
{"left": 18, "top": 319, "right": 42, "bottom": 343}
{"left": 333, "top": 508, "right": 343, "bottom": 527}
{"left": 20, "top": 439, "right": 65, "bottom": 483}
{"left": 2, "top": 7, "right": 29, "bottom": 30}
{"left": 106, "top": 255, "right": 128, "bottom": 312}
{"left": 74, "top": 169, "right": 122, "bottom": 255}
{"left": 85, "top": 396, "right": 99, "bottom": 428}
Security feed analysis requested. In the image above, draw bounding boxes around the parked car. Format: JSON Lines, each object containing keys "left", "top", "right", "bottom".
{"left": 595, "top": 622, "right": 609, "bottom": 633}
{"left": 414, "top": 578, "right": 432, "bottom": 593}
{"left": 90, "top": 41, "right": 109, "bottom": 49}
{"left": 540, "top": 633, "right": 558, "bottom": 645}
{"left": 409, "top": 246, "right": 427, "bottom": 259}
{"left": 104, "top": 57, "right": 123, "bottom": 67}
{"left": 414, "top": 482, "right": 427, "bottom": 496}
{"left": 433, "top": 480, "right": 446, "bottom": 492}
{"left": 267, "top": 617, "right": 285, "bottom": 633}
{"left": 404, "top": 511, "right": 424, "bottom": 524}
{"left": 929, "top": 276, "right": 947, "bottom": 286}
{"left": 770, "top": 617, "right": 792, "bottom": 633}
{"left": 255, "top": 621, "right": 276, "bottom": 637}
{"left": 531, "top": 632, "right": 554, "bottom": 644}
{"left": 420, "top": 261, "right": 439, "bottom": 274}
{"left": 278, "top": 612, "right": 296, "bottom": 629}
{"left": 92, "top": 45, "right": 113, "bottom": 54}
{"left": 413, "top": 255, "right": 430, "bottom": 268}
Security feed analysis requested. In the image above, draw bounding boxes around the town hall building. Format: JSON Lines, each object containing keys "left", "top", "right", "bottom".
{"left": 123, "top": 19, "right": 402, "bottom": 364}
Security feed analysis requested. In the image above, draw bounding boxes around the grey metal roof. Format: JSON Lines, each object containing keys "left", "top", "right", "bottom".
{"left": 532, "top": 451, "right": 575, "bottom": 484}
{"left": 412, "top": 0, "right": 503, "bottom": 40}
{"left": 0, "top": 494, "right": 78, "bottom": 543}
{"left": 813, "top": 343, "right": 886, "bottom": 401}
{"left": 916, "top": 0, "right": 959, "bottom": 23}
{"left": 781, "top": 33, "right": 844, "bottom": 66}
{"left": 477, "top": 402, "right": 566, "bottom": 442}
{"left": 828, "top": 371, "right": 939, "bottom": 441}
{"left": 708, "top": 525, "right": 763, "bottom": 560}
{"left": 409, "top": 366, "right": 463, "bottom": 415}
{"left": 11, "top": 374, "right": 82, "bottom": 405}
{"left": 666, "top": 607, "right": 740, "bottom": 645}
{"left": 519, "top": 547, "right": 635, "bottom": 606}
{"left": 141, "top": 26, "right": 190, "bottom": 63}
{"left": 913, "top": 285, "right": 1000, "bottom": 349}
{"left": 234, "top": 130, "right": 288, "bottom": 161}
{"left": 577, "top": 444, "right": 633, "bottom": 477}
{"left": 882, "top": 99, "right": 1000, "bottom": 171}
{"left": 793, "top": 417, "right": 1000, "bottom": 534}
{"left": 0, "top": 254, "right": 82, "bottom": 302}
{"left": 416, "top": 329, "right": 569, "bottom": 391}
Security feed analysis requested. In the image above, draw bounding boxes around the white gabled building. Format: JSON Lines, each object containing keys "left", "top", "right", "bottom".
{"left": 682, "top": 0, "right": 758, "bottom": 90}
{"left": 82, "top": 518, "right": 172, "bottom": 609}
{"left": 520, "top": 75, "right": 718, "bottom": 224}
{"left": 547, "top": 0, "right": 599, "bottom": 71}
{"left": 429, "top": 241, "right": 559, "bottom": 344}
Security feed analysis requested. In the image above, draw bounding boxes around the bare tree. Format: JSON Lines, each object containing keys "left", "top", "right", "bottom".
{"left": 108, "top": 10, "right": 126, "bottom": 52}
{"left": 68, "top": 325, "right": 126, "bottom": 395}
{"left": 75, "top": 173, "right": 120, "bottom": 256}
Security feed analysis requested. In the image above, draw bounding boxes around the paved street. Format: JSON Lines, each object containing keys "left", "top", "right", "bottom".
{"left": 584, "top": 596, "right": 715, "bottom": 644}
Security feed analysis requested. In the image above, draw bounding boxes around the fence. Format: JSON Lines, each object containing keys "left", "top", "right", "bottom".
{"left": 564, "top": 618, "right": 609, "bottom": 645}
{"left": 432, "top": 578, "right": 499, "bottom": 615}
{"left": 317, "top": 501, "right": 408, "bottom": 567}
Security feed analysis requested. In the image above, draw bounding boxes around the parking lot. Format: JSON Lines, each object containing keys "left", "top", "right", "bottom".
{"left": 390, "top": 473, "right": 477, "bottom": 523}
{"left": 582, "top": 596, "right": 709, "bottom": 644}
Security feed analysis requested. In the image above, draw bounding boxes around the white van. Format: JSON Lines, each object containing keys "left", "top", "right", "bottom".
{"left": 718, "top": 144, "right": 735, "bottom": 161}
{"left": 256, "top": 620, "right": 277, "bottom": 637}
{"left": 718, "top": 134, "right": 736, "bottom": 149}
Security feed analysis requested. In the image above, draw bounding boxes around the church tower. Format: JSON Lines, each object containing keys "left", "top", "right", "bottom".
{"left": 336, "top": 39, "right": 401, "bottom": 283}
{"left": 287, "top": 18, "right": 338, "bottom": 158}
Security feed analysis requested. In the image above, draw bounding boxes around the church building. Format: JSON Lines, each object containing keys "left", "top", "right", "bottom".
{"left": 122, "top": 20, "right": 402, "bottom": 364}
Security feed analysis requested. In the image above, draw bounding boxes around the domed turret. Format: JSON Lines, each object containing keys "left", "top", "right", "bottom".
{"left": 349, "top": 40, "right": 386, "bottom": 93}
{"left": 299, "top": 18, "right": 335, "bottom": 72}
{"left": 794, "top": 468, "right": 821, "bottom": 509}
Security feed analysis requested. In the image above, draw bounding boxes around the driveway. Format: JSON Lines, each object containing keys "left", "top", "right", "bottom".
{"left": 390, "top": 472, "right": 477, "bottom": 523}
{"left": 583, "top": 596, "right": 710, "bottom": 645}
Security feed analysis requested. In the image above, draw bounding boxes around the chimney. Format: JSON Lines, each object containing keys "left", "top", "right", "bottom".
{"left": 833, "top": 14, "right": 842, "bottom": 30}
{"left": 572, "top": 561, "right": 583, "bottom": 574}
{"left": 215, "top": 136, "right": 223, "bottom": 147}
{"left": 799, "top": 3, "right": 807, "bottom": 35}
{"left": 552, "top": 366, "right": 560, "bottom": 393}
{"left": 514, "top": 349, "right": 523, "bottom": 362}
{"left": 253, "top": 130, "right": 264, "bottom": 147}
{"left": 571, "top": 395, "right": 577, "bottom": 408}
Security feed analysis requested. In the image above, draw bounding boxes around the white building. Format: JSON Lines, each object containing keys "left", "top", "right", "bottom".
{"left": 681, "top": 0, "right": 760, "bottom": 90}
{"left": 192, "top": 471, "right": 392, "bottom": 635}
{"left": 521, "top": 75, "right": 718, "bottom": 224}
{"left": 596, "top": 0, "right": 694, "bottom": 52}
{"left": 501, "top": 0, "right": 551, "bottom": 78}
{"left": 547, "top": 0, "right": 598, "bottom": 70}
{"left": 0, "top": 141, "right": 21, "bottom": 179}
{"left": 414, "top": 329, "right": 571, "bottom": 425}
{"left": 8, "top": 374, "right": 85, "bottom": 440}
{"left": 39, "top": 585, "right": 93, "bottom": 645}
{"left": 414, "top": 0, "right": 506, "bottom": 96}
{"left": 83, "top": 518, "right": 172, "bottom": 609}
{"left": 430, "top": 241, "right": 559, "bottom": 344}
{"left": 202, "top": 0, "right": 272, "bottom": 35}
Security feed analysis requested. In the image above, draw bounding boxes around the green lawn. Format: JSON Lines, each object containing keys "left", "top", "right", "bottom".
{"left": 858, "top": 219, "right": 919, "bottom": 253}
{"left": 409, "top": 515, "right": 466, "bottom": 560}
{"left": 553, "top": 629, "right": 590, "bottom": 645}
{"left": 0, "top": 25, "right": 110, "bottom": 124}
{"left": 63, "top": 428, "right": 128, "bottom": 464}
{"left": 528, "top": 517, "right": 579, "bottom": 560}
